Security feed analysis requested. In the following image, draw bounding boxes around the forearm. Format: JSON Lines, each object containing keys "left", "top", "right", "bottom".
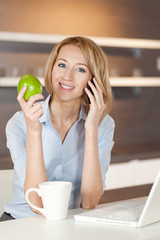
{"left": 81, "top": 128, "right": 103, "bottom": 209}
{"left": 24, "top": 129, "right": 47, "bottom": 212}
{"left": 25, "top": 129, "right": 47, "bottom": 189}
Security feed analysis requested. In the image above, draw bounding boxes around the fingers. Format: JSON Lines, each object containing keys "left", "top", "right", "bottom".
{"left": 27, "top": 103, "right": 44, "bottom": 121}
{"left": 17, "top": 86, "right": 44, "bottom": 108}
{"left": 92, "top": 78, "right": 102, "bottom": 93}
{"left": 27, "top": 94, "right": 44, "bottom": 107}
{"left": 17, "top": 87, "right": 44, "bottom": 123}
{"left": 85, "top": 87, "right": 95, "bottom": 104}
{"left": 85, "top": 78, "right": 104, "bottom": 108}
{"left": 17, "top": 86, "right": 27, "bottom": 109}
{"left": 31, "top": 102, "right": 42, "bottom": 113}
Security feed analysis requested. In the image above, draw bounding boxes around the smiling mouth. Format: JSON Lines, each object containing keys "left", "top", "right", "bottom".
{"left": 59, "top": 83, "right": 74, "bottom": 90}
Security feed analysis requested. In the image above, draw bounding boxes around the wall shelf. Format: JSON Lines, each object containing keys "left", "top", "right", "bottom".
{"left": 110, "top": 77, "right": 160, "bottom": 87}
{"left": 1, "top": 77, "right": 160, "bottom": 87}
{"left": 0, "top": 31, "right": 160, "bottom": 87}
{"left": 1, "top": 31, "right": 160, "bottom": 49}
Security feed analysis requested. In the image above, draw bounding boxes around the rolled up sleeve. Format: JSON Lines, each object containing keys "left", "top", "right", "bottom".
{"left": 6, "top": 112, "right": 27, "bottom": 190}
{"left": 98, "top": 115, "right": 115, "bottom": 191}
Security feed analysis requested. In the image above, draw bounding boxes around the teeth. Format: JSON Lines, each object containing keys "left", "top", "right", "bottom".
{"left": 61, "top": 84, "right": 74, "bottom": 90}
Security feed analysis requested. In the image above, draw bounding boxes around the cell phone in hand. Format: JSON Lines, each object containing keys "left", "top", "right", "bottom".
{"left": 87, "top": 77, "right": 95, "bottom": 104}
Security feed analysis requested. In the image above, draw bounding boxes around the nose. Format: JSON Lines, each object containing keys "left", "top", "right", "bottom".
{"left": 63, "top": 68, "right": 74, "bottom": 81}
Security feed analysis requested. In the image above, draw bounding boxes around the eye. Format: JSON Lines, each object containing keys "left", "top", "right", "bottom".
{"left": 58, "top": 63, "right": 67, "bottom": 68}
{"left": 77, "top": 68, "right": 85, "bottom": 73}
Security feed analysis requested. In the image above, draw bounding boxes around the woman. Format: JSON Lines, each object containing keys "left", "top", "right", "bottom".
{"left": 1, "top": 36, "right": 115, "bottom": 221}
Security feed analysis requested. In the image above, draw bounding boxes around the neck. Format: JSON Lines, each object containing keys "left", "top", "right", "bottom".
{"left": 49, "top": 97, "right": 81, "bottom": 125}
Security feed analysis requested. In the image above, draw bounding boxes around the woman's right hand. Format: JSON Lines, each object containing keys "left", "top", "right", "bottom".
{"left": 17, "top": 86, "right": 44, "bottom": 133}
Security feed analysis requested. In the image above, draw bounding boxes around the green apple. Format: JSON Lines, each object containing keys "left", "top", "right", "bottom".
{"left": 17, "top": 74, "right": 43, "bottom": 101}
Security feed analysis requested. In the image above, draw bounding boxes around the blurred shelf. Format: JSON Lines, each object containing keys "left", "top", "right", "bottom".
{"left": 110, "top": 77, "right": 160, "bottom": 87}
{"left": 112, "top": 143, "right": 160, "bottom": 163}
{"left": 99, "top": 184, "right": 152, "bottom": 204}
{"left": 0, "top": 32, "right": 160, "bottom": 87}
{"left": 0, "top": 157, "right": 13, "bottom": 170}
{"left": 0, "top": 31, "right": 160, "bottom": 49}
{"left": 1, "top": 77, "right": 160, "bottom": 87}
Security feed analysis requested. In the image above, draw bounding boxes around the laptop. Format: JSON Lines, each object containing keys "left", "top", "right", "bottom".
{"left": 74, "top": 169, "right": 160, "bottom": 228}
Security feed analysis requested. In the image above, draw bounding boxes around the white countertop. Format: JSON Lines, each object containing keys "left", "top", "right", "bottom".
{"left": 0, "top": 203, "right": 160, "bottom": 240}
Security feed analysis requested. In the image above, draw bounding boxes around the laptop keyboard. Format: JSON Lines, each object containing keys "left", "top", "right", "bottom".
{"left": 106, "top": 205, "right": 144, "bottom": 222}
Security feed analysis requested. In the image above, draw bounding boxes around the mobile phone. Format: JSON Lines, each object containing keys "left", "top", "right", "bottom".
{"left": 87, "top": 77, "right": 95, "bottom": 104}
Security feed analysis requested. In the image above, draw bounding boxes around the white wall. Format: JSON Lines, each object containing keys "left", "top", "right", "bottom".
{"left": 105, "top": 158, "right": 160, "bottom": 190}
{"left": 0, "top": 170, "right": 14, "bottom": 216}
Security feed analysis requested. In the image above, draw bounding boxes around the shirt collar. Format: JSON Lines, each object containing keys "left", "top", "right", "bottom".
{"left": 39, "top": 95, "right": 51, "bottom": 123}
{"left": 39, "top": 95, "right": 87, "bottom": 123}
{"left": 79, "top": 106, "right": 87, "bottom": 121}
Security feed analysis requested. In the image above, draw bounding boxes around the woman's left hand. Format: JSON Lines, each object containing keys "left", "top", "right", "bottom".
{"left": 84, "top": 78, "right": 105, "bottom": 130}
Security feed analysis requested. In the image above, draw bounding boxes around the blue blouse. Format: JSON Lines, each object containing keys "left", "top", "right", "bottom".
{"left": 4, "top": 95, "right": 115, "bottom": 218}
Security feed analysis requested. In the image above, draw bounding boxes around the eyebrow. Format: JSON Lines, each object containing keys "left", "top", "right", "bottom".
{"left": 57, "top": 58, "right": 88, "bottom": 68}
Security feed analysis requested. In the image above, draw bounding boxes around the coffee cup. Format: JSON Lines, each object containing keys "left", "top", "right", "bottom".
{"left": 25, "top": 181, "right": 72, "bottom": 220}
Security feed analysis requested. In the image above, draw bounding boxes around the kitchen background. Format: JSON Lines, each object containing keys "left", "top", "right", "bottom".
{"left": 0, "top": 0, "right": 160, "bottom": 169}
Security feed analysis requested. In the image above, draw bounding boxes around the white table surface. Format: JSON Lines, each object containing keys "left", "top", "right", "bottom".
{"left": 0, "top": 202, "right": 160, "bottom": 240}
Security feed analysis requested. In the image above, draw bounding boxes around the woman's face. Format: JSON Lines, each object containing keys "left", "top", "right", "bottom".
{"left": 51, "top": 44, "right": 92, "bottom": 103}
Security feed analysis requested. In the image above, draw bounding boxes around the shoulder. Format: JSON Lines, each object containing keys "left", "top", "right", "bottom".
{"left": 5, "top": 111, "right": 27, "bottom": 149}
{"left": 98, "top": 114, "right": 115, "bottom": 140}
{"left": 6, "top": 111, "right": 26, "bottom": 136}
{"left": 6, "top": 95, "right": 50, "bottom": 135}
{"left": 99, "top": 114, "right": 115, "bottom": 131}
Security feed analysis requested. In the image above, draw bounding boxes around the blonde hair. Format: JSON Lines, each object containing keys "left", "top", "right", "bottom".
{"left": 44, "top": 36, "right": 113, "bottom": 119}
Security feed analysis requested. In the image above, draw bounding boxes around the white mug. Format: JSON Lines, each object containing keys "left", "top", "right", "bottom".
{"left": 25, "top": 181, "right": 72, "bottom": 220}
